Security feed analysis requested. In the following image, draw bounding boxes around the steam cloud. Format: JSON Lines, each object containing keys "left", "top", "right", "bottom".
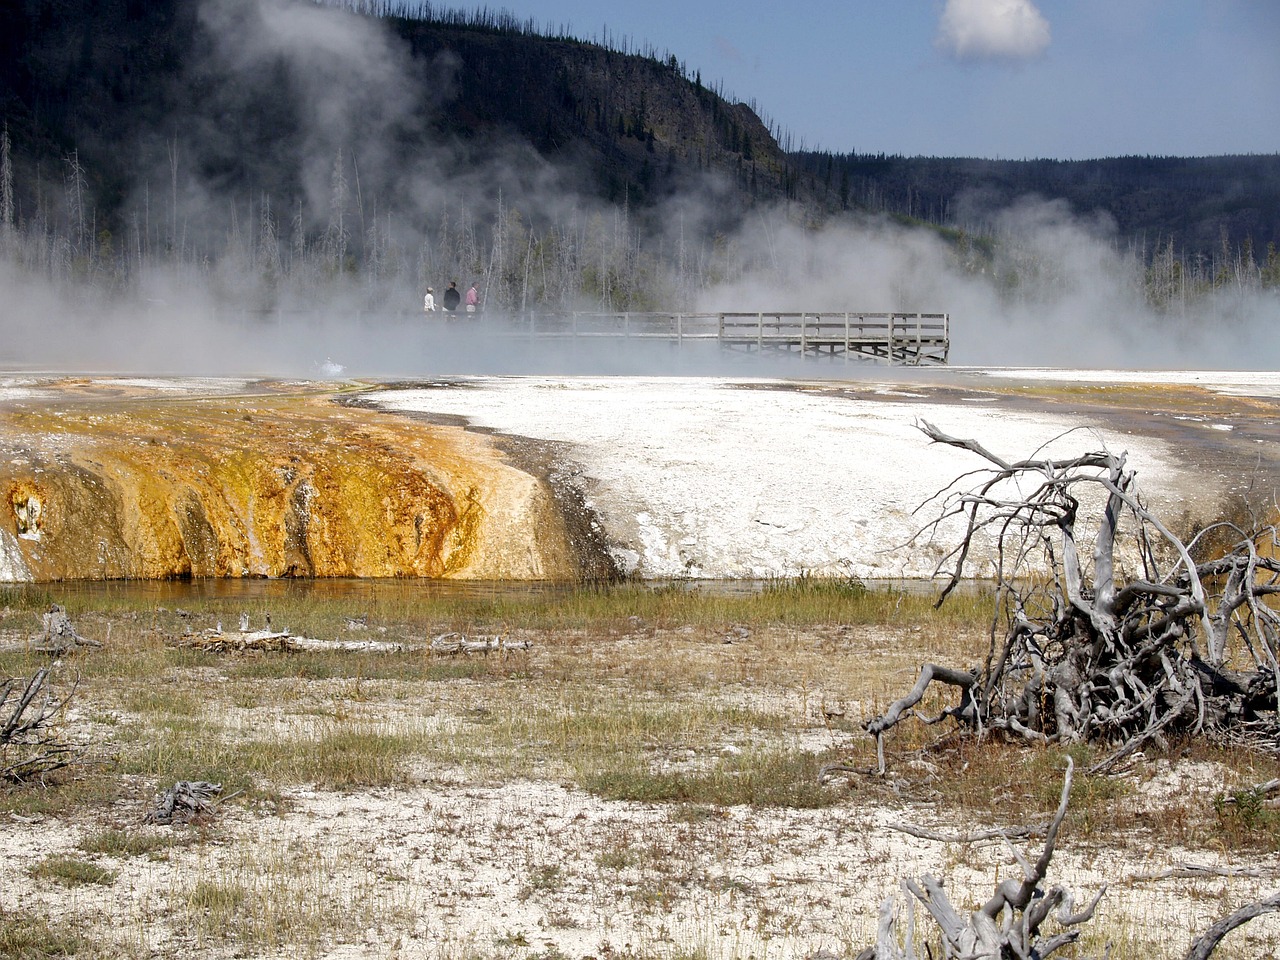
{"left": 3, "top": 0, "right": 1277, "bottom": 377}
{"left": 936, "top": 0, "right": 1052, "bottom": 63}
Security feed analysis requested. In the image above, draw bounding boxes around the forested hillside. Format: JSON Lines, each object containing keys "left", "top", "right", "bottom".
{"left": 794, "top": 151, "right": 1280, "bottom": 268}
{"left": 0, "top": 0, "right": 1277, "bottom": 328}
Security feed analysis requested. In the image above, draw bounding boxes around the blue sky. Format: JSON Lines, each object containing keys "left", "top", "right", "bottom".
{"left": 482, "top": 0, "right": 1280, "bottom": 160}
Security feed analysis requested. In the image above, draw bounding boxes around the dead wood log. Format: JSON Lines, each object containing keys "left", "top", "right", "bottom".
{"left": 430, "top": 632, "right": 530, "bottom": 656}
{"left": 866, "top": 423, "right": 1279, "bottom": 768}
{"left": 1183, "top": 890, "right": 1280, "bottom": 960}
{"left": 886, "top": 819, "right": 1050, "bottom": 844}
{"left": 1134, "top": 862, "right": 1267, "bottom": 881}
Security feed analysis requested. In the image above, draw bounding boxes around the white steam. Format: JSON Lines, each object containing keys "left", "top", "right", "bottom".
{"left": 936, "top": 0, "right": 1052, "bottom": 63}
{"left": 3, "top": 0, "right": 1276, "bottom": 377}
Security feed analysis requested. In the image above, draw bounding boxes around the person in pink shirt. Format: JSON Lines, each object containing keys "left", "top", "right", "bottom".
{"left": 465, "top": 283, "right": 479, "bottom": 314}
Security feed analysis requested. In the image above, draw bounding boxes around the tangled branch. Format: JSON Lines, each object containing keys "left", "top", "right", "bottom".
{"left": 868, "top": 422, "right": 1279, "bottom": 770}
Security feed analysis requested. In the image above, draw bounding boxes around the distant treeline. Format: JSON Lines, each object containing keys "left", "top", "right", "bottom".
{"left": 0, "top": 0, "right": 1277, "bottom": 320}
{"left": 794, "top": 151, "right": 1280, "bottom": 268}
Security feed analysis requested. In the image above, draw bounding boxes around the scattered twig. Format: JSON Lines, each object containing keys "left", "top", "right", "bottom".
{"left": 886, "top": 819, "right": 1050, "bottom": 844}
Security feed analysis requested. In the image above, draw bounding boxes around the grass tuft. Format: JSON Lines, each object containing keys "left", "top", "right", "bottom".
{"left": 30, "top": 855, "right": 118, "bottom": 888}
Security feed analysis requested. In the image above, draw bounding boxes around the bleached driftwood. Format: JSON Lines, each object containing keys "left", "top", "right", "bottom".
{"left": 429, "top": 632, "right": 531, "bottom": 655}
{"left": 886, "top": 819, "right": 1050, "bottom": 844}
{"left": 145, "top": 780, "right": 223, "bottom": 825}
{"left": 856, "top": 759, "right": 1105, "bottom": 960}
{"left": 166, "top": 626, "right": 530, "bottom": 656}
{"left": 1134, "top": 862, "right": 1268, "bottom": 881}
{"left": 866, "top": 423, "right": 1280, "bottom": 772}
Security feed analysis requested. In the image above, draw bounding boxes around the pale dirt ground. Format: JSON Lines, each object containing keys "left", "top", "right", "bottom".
{"left": 4, "top": 625, "right": 1280, "bottom": 960}
{"left": 4, "top": 372, "right": 1280, "bottom": 958}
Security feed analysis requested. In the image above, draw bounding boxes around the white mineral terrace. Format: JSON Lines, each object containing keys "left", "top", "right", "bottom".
{"left": 372, "top": 371, "right": 1280, "bottom": 580}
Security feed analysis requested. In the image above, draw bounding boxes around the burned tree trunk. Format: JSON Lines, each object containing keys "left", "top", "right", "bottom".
{"left": 867, "top": 422, "right": 1280, "bottom": 770}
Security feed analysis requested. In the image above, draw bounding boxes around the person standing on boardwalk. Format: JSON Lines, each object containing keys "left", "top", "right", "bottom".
{"left": 442, "top": 281, "right": 461, "bottom": 313}
{"left": 423, "top": 287, "right": 436, "bottom": 313}
{"left": 465, "top": 283, "right": 479, "bottom": 314}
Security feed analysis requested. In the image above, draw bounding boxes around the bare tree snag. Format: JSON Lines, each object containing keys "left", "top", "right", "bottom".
{"left": 866, "top": 422, "right": 1280, "bottom": 765}
{"left": 0, "top": 604, "right": 101, "bottom": 655}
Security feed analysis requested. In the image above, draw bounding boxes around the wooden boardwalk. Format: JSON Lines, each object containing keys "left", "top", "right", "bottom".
{"left": 508, "top": 311, "right": 950, "bottom": 365}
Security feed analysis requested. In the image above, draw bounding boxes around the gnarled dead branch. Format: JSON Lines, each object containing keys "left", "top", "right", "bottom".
{"left": 864, "top": 758, "right": 1106, "bottom": 959}
{"left": 1, "top": 668, "right": 80, "bottom": 781}
{"left": 867, "top": 422, "right": 1279, "bottom": 767}
{"left": 1183, "top": 890, "right": 1280, "bottom": 960}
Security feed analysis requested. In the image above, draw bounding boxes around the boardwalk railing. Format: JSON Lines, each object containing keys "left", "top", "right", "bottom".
{"left": 218, "top": 307, "right": 950, "bottom": 366}
{"left": 511, "top": 311, "right": 950, "bottom": 365}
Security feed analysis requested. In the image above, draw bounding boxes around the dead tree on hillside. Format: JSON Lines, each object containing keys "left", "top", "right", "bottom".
{"left": 866, "top": 422, "right": 1280, "bottom": 773}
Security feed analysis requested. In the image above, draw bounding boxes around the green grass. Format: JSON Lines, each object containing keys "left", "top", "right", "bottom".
{"left": 78, "top": 827, "right": 181, "bottom": 859}
{"left": 115, "top": 721, "right": 419, "bottom": 791}
{"left": 0, "top": 911, "right": 91, "bottom": 959}
{"left": 30, "top": 855, "right": 118, "bottom": 888}
{"left": 581, "top": 750, "right": 842, "bottom": 808}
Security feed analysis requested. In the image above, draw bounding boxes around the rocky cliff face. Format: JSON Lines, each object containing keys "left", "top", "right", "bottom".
{"left": 0, "top": 379, "right": 590, "bottom": 582}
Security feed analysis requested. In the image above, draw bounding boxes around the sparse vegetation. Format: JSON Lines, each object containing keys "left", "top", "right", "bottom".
{"left": 0, "top": 581, "right": 1277, "bottom": 958}
{"left": 30, "top": 854, "right": 117, "bottom": 888}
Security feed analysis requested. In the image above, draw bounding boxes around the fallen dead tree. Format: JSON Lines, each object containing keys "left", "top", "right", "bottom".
{"left": 167, "top": 624, "right": 530, "bottom": 656}
{"left": 866, "top": 422, "right": 1280, "bottom": 772}
{"left": 169, "top": 627, "right": 407, "bottom": 654}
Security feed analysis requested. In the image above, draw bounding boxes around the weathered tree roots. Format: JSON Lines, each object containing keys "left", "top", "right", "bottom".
{"left": 145, "top": 780, "right": 224, "bottom": 825}
{"left": 867, "top": 422, "right": 1279, "bottom": 769}
{"left": 0, "top": 603, "right": 101, "bottom": 655}
{"left": 857, "top": 759, "right": 1280, "bottom": 959}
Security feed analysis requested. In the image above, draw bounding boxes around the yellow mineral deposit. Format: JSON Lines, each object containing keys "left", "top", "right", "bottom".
{"left": 0, "top": 381, "right": 582, "bottom": 582}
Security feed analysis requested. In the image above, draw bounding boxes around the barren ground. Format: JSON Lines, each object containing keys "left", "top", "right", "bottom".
{"left": 2, "top": 371, "right": 1280, "bottom": 959}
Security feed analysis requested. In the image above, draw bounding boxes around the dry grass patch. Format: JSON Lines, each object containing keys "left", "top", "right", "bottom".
{"left": 0, "top": 911, "right": 93, "bottom": 960}
{"left": 2, "top": 581, "right": 1278, "bottom": 959}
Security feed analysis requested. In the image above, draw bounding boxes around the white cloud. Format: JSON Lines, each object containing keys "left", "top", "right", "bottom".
{"left": 936, "top": 0, "right": 1052, "bottom": 62}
